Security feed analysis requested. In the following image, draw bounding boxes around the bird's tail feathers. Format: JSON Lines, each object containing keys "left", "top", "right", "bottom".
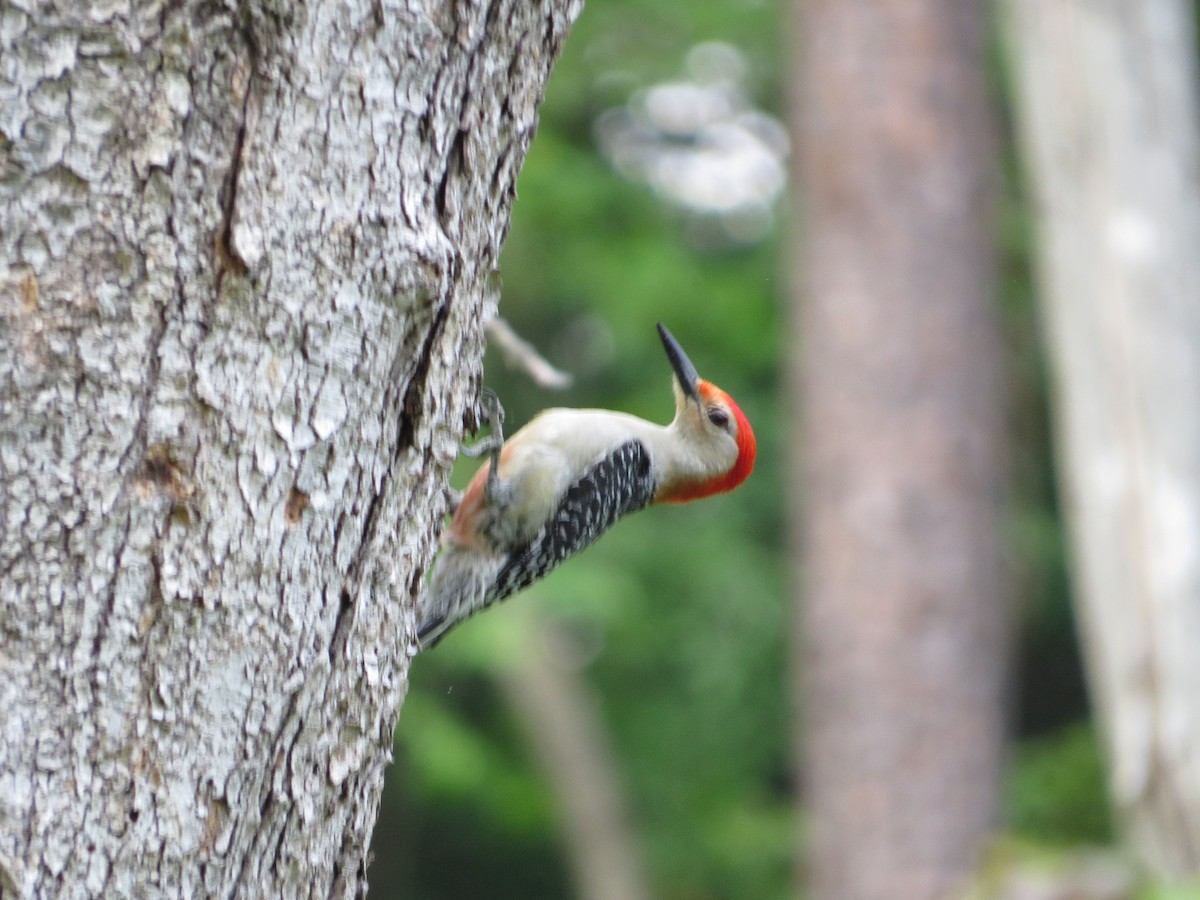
{"left": 417, "top": 545, "right": 504, "bottom": 649}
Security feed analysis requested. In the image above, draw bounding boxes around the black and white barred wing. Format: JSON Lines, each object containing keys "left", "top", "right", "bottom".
{"left": 488, "top": 439, "right": 656, "bottom": 606}
{"left": 418, "top": 439, "right": 655, "bottom": 648}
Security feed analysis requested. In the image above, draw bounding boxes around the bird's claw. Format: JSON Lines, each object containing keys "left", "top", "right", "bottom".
{"left": 478, "top": 388, "right": 504, "bottom": 430}
{"left": 461, "top": 389, "right": 506, "bottom": 504}
{"left": 461, "top": 389, "right": 505, "bottom": 460}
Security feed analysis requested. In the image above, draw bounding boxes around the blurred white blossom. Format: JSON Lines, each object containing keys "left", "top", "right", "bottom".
{"left": 594, "top": 42, "right": 789, "bottom": 246}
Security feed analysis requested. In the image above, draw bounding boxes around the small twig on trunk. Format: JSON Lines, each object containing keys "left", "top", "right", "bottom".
{"left": 486, "top": 316, "right": 573, "bottom": 390}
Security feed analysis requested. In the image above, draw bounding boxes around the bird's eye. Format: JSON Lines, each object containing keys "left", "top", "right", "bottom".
{"left": 707, "top": 407, "right": 730, "bottom": 429}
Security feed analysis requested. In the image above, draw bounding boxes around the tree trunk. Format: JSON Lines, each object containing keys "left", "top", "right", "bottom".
{"left": 1004, "top": 0, "right": 1200, "bottom": 879}
{"left": 0, "top": 0, "right": 579, "bottom": 895}
{"left": 788, "top": 0, "right": 1008, "bottom": 897}
{"left": 500, "top": 616, "right": 651, "bottom": 900}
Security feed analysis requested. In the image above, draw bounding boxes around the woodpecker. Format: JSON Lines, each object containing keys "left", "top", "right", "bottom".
{"left": 417, "top": 323, "right": 756, "bottom": 649}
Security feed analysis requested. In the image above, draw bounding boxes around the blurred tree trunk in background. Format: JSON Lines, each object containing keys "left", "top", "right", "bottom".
{"left": 787, "top": 0, "right": 1008, "bottom": 897}
{"left": 501, "top": 617, "right": 651, "bottom": 900}
{"left": 0, "top": 0, "right": 578, "bottom": 894}
{"left": 1005, "top": 0, "right": 1200, "bottom": 880}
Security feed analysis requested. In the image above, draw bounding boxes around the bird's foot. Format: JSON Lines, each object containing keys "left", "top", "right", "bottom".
{"left": 461, "top": 388, "right": 505, "bottom": 461}
{"left": 461, "top": 388, "right": 506, "bottom": 504}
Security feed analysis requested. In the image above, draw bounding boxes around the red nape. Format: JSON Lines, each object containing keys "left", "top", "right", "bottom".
{"left": 658, "top": 381, "right": 757, "bottom": 504}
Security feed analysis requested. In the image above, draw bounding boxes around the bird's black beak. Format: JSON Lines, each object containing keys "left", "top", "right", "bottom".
{"left": 657, "top": 323, "right": 701, "bottom": 405}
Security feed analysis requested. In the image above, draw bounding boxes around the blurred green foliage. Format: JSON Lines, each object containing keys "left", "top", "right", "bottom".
{"left": 368, "top": 0, "right": 1110, "bottom": 897}
{"left": 1141, "top": 884, "right": 1200, "bottom": 900}
{"left": 1006, "top": 723, "right": 1113, "bottom": 846}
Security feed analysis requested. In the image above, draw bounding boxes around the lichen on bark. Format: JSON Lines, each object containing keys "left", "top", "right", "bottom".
{"left": 0, "top": 0, "right": 581, "bottom": 895}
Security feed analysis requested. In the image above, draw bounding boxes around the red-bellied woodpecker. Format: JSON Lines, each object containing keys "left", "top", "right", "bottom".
{"left": 417, "top": 323, "right": 756, "bottom": 649}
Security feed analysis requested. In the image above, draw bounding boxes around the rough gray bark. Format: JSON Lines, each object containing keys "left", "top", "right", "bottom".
{"left": 789, "top": 0, "right": 1008, "bottom": 897}
{"left": 0, "top": 0, "right": 579, "bottom": 896}
{"left": 1004, "top": 0, "right": 1200, "bottom": 879}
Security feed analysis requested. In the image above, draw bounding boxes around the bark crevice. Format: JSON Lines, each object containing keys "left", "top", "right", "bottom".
{"left": 217, "top": 61, "right": 257, "bottom": 280}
